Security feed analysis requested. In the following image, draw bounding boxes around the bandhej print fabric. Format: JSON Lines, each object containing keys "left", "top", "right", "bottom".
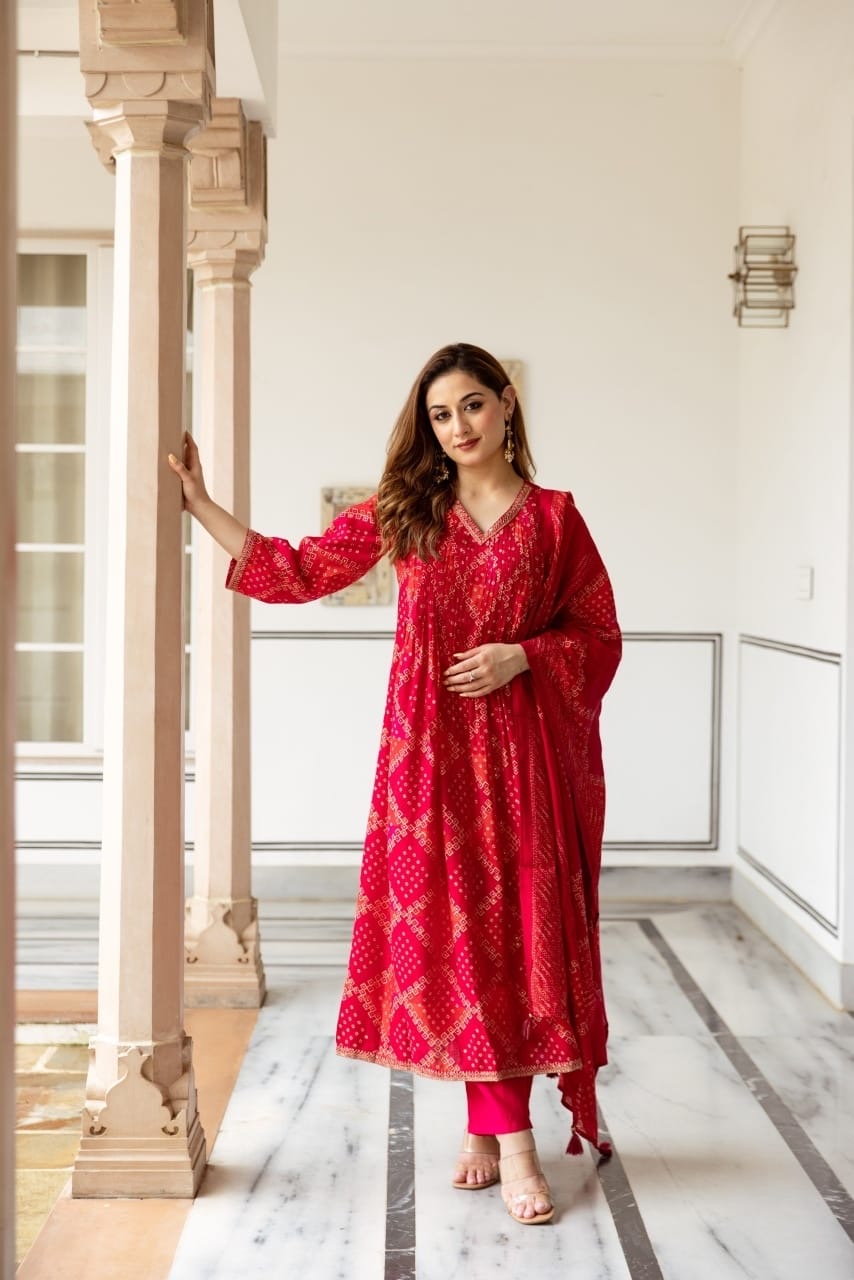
{"left": 226, "top": 484, "right": 621, "bottom": 1151}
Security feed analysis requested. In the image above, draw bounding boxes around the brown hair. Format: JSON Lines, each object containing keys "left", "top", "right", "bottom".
{"left": 377, "top": 343, "right": 535, "bottom": 561}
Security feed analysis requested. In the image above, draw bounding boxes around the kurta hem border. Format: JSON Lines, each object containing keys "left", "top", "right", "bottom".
{"left": 335, "top": 1046, "right": 583, "bottom": 1081}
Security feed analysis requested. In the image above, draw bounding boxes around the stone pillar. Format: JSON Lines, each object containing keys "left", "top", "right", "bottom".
{"left": 72, "top": 0, "right": 213, "bottom": 1199}
{"left": 1, "top": 4, "right": 16, "bottom": 1271}
{"left": 184, "top": 100, "right": 267, "bottom": 1007}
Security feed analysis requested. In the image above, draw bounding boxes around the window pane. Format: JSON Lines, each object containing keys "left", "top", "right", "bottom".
{"left": 186, "top": 270, "right": 193, "bottom": 433}
{"left": 186, "top": 268, "right": 194, "bottom": 334}
{"left": 17, "top": 551, "right": 84, "bottom": 644}
{"left": 16, "top": 650, "right": 83, "bottom": 742}
{"left": 17, "top": 254, "right": 87, "bottom": 348}
{"left": 183, "top": 541, "right": 192, "bottom": 649}
{"left": 15, "top": 251, "right": 89, "bottom": 747}
{"left": 17, "top": 370, "right": 86, "bottom": 444}
{"left": 17, "top": 451, "right": 85, "bottom": 544}
{"left": 183, "top": 539, "right": 192, "bottom": 732}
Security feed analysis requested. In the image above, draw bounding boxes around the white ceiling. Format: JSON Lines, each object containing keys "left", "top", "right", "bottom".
{"left": 15, "top": 0, "right": 778, "bottom": 125}
{"left": 277, "top": 0, "right": 778, "bottom": 60}
{"left": 16, "top": 0, "right": 278, "bottom": 128}
{"left": 18, "top": 0, "right": 779, "bottom": 61}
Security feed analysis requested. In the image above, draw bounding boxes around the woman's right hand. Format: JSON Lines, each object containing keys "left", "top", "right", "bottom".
{"left": 167, "top": 431, "right": 249, "bottom": 559}
{"left": 168, "top": 431, "right": 209, "bottom": 515}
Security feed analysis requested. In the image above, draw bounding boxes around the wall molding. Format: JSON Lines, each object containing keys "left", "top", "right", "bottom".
{"left": 737, "top": 846, "right": 837, "bottom": 937}
{"left": 737, "top": 634, "right": 842, "bottom": 937}
{"left": 734, "top": 867, "right": 851, "bottom": 1010}
{"left": 739, "top": 633, "right": 841, "bottom": 665}
{"left": 606, "top": 632, "right": 722, "bottom": 852}
{"left": 16, "top": 771, "right": 101, "bottom": 782}
{"left": 251, "top": 630, "right": 394, "bottom": 641}
{"left": 16, "top": 772, "right": 196, "bottom": 783}
{"left": 279, "top": 42, "right": 738, "bottom": 64}
{"left": 17, "top": 841, "right": 100, "bottom": 853}
{"left": 16, "top": 631, "right": 724, "bottom": 855}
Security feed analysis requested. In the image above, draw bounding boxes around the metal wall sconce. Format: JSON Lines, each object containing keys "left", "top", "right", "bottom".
{"left": 728, "top": 225, "right": 797, "bottom": 327}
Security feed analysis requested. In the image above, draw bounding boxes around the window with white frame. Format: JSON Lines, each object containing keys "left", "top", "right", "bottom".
{"left": 16, "top": 250, "right": 91, "bottom": 744}
{"left": 15, "top": 245, "right": 195, "bottom": 752}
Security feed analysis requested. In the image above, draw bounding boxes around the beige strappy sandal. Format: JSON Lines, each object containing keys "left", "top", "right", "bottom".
{"left": 499, "top": 1147, "right": 555, "bottom": 1224}
{"left": 452, "top": 1131, "right": 501, "bottom": 1190}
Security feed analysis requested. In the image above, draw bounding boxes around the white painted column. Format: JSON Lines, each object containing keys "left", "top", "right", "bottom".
{"left": 185, "top": 102, "right": 267, "bottom": 1007}
{"left": 1, "top": 3, "right": 16, "bottom": 1271}
{"left": 72, "top": 0, "right": 213, "bottom": 1198}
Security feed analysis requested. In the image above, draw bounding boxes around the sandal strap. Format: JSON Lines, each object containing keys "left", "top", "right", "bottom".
{"left": 500, "top": 1149, "right": 552, "bottom": 1212}
{"left": 461, "top": 1131, "right": 500, "bottom": 1156}
{"left": 499, "top": 1149, "right": 543, "bottom": 1182}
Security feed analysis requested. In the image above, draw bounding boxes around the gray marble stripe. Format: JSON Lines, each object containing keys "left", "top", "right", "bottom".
{"left": 641, "top": 918, "right": 854, "bottom": 1243}
{"left": 595, "top": 1108, "right": 664, "bottom": 1280}
{"left": 385, "top": 1069, "right": 416, "bottom": 1280}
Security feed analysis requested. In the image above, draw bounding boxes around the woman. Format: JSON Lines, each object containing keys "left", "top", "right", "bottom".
{"left": 169, "top": 342, "right": 621, "bottom": 1225}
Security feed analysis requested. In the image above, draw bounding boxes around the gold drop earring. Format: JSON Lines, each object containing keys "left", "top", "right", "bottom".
{"left": 504, "top": 419, "right": 515, "bottom": 465}
{"left": 435, "top": 451, "right": 450, "bottom": 483}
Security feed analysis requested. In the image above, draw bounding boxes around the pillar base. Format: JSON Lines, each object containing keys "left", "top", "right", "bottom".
{"left": 71, "top": 1040, "right": 206, "bottom": 1198}
{"left": 184, "top": 958, "right": 267, "bottom": 1008}
{"left": 184, "top": 895, "right": 267, "bottom": 1008}
{"left": 71, "top": 1109, "right": 206, "bottom": 1198}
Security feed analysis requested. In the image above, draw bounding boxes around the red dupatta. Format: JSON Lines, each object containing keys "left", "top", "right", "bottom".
{"left": 514, "top": 490, "right": 621, "bottom": 1153}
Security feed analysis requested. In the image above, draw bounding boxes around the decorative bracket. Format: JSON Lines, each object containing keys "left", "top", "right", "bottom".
{"left": 82, "top": 1046, "right": 185, "bottom": 1139}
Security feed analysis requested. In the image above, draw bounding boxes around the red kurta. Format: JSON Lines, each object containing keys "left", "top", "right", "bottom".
{"left": 226, "top": 482, "right": 621, "bottom": 1150}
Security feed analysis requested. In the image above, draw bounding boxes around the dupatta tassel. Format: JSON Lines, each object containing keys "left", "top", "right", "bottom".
{"left": 565, "top": 1130, "right": 613, "bottom": 1159}
{"left": 566, "top": 1131, "right": 584, "bottom": 1156}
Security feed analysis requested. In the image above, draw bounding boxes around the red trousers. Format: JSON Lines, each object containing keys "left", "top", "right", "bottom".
{"left": 466, "top": 1075, "right": 533, "bottom": 1135}
{"left": 465, "top": 861, "right": 535, "bottom": 1135}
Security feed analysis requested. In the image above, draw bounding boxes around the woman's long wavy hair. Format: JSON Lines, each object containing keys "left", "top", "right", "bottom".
{"left": 377, "top": 343, "right": 535, "bottom": 562}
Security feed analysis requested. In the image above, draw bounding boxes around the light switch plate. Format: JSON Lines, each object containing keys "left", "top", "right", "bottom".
{"left": 796, "top": 564, "right": 814, "bottom": 601}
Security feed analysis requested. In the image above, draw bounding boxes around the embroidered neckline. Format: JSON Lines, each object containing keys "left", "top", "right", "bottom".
{"left": 453, "top": 482, "right": 533, "bottom": 543}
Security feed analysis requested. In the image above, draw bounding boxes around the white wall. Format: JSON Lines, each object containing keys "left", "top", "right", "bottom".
{"left": 245, "top": 54, "right": 739, "bottom": 867}
{"left": 737, "top": 0, "right": 853, "bottom": 651}
{"left": 733, "top": 0, "right": 854, "bottom": 996}
{"left": 18, "top": 117, "right": 114, "bottom": 232}
{"left": 14, "top": 11, "right": 854, "bottom": 1007}
{"left": 257, "top": 56, "right": 739, "bottom": 629}
{"left": 15, "top": 53, "right": 741, "bottom": 884}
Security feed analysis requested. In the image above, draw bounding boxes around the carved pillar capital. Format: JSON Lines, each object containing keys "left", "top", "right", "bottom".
{"left": 94, "top": 0, "right": 200, "bottom": 46}
{"left": 87, "top": 99, "right": 206, "bottom": 167}
{"left": 185, "top": 234, "right": 262, "bottom": 287}
{"left": 187, "top": 99, "right": 267, "bottom": 276}
{"left": 79, "top": 0, "right": 215, "bottom": 169}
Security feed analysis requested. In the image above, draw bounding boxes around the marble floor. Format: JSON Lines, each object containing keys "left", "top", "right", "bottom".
{"left": 17, "top": 901, "right": 854, "bottom": 1279}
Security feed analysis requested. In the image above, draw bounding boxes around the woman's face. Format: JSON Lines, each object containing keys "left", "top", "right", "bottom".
{"left": 425, "top": 370, "right": 515, "bottom": 471}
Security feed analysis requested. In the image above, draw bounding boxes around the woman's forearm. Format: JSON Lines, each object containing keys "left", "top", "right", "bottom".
{"left": 189, "top": 495, "right": 248, "bottom": 561}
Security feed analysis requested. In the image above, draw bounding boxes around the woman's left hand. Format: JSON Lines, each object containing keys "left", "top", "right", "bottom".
{"left": 443, "top": 644, "right": 530, "bottom": 697}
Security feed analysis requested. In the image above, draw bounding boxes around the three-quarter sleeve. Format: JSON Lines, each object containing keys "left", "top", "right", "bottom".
{"left": 225, "top": 495, "right": 383, "bottom": 604}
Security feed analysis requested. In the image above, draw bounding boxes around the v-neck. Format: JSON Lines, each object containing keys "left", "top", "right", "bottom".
{"left": 453, "top": 482, "right": 532, "bottom": 542}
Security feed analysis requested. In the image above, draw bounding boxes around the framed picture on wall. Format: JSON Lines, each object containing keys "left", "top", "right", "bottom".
{"left": 501, "top": 359, "right": 524, "bottom": 404}
{"left": 320, "top": 485, "right": 393, "bottom": 607}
